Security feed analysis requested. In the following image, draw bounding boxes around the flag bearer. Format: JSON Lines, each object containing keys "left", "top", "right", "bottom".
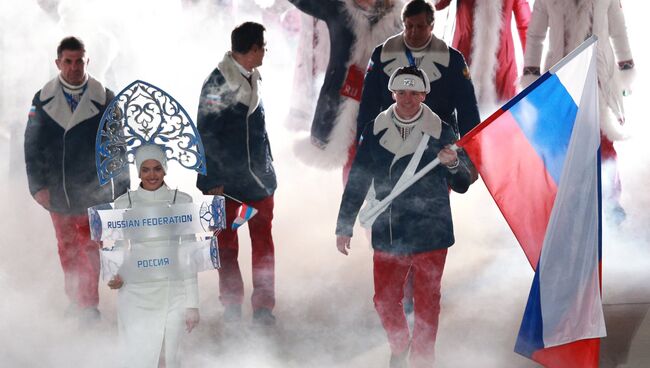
{"left": 335, "top": 66, "right": 477, "bottom": 368}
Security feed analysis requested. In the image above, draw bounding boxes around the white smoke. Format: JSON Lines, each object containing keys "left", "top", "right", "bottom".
{"left": 0, "top": 0, "right": 648, "bottom": 367}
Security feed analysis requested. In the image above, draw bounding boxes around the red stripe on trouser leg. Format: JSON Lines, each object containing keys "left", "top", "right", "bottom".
{"left": 217, "top": 195, "right": 276, "bottom": 310}
{"left": 373, "top": 250, "right": 411, "bottom": 355}
{"left": 50, "top": 213, "right": 100, "bottom": 308}
{"left": 410, "top": 248, "right": 447, "bottom": 368}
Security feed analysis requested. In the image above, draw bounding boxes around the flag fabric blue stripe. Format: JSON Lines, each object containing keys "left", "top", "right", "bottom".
{"left": 502, "top": 72, "right": 551, "bottom": 111}
{"left": 244, "top": 206, "right": 254, "bottom": 219}
{"left": 509, "top": 75, "right": 578, "bottom": 185}
{"left": 514, "top": 268, "right": 544, "bottom": 358}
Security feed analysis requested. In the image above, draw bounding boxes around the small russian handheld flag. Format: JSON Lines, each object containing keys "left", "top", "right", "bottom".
{"left": 231, "top": 203, "right": 258, "bottom": 230}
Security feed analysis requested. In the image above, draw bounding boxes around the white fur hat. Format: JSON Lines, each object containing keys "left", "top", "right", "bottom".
{"left": 388, "top": 66, "right": 431, "bottom": 93}
{"left": 135, "top": 144, "right": 168, "bottom": 173}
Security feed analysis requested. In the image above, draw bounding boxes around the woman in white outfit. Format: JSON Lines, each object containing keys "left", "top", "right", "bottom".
{"left": 108, "top": 144, "right": 200, "bottom": 368}
{"left": 522, "top": 0, "right": 634, "bottom": 223}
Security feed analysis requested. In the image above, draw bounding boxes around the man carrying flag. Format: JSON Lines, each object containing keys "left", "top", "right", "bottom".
{"left": 196, "top": 22, "right": 278, "bottom": 326}
{"left": 335, "top": 66, "right": 477, "bottom": 368}
{"left": 460, "top": 37, "right": 606, "bottom": 367}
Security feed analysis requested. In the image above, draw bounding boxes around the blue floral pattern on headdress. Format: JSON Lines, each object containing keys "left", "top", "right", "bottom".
{"left": 96, "top": 80, "right": 207, "bottom": 185}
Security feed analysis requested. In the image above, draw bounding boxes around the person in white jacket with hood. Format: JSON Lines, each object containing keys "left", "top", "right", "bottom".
{"left": 108, "top": 144, "right": 199, "bottom": 368}
{"left": 522, "top": 0, "right": 635, "bottom": 224}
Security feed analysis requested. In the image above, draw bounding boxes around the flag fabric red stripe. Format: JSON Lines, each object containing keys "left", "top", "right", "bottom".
{"left": 531, "top": 338, "right": 600, "bottom": 368}
{"left": 462, "top": 110, "right": 557, "bottom": 269}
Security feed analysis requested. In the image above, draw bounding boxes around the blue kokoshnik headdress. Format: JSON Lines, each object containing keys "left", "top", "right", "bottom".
{"left": 95, "top": 80, "right": 207, "bottom": 185}
{"left": 92, "top": 81, "right": 223, "bottom": 274}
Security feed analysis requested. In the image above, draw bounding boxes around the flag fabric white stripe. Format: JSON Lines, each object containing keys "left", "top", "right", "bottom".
{"left": 539, "top": 40, "right": 607, "bottom": 348}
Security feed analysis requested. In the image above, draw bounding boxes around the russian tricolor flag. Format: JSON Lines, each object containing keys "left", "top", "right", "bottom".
{"left": 458, "top": 37, "right": 605, "bottom": 367}
{"left": 231, "top": 203, "right": 258, "bottom": 231}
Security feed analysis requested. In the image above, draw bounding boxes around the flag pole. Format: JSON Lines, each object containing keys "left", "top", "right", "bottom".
{"left": 222, "top": 192, "right": 243, "bottom": 204}
{"left": 359, "top": 144, "right": 459, "bottom": 227}
{"left": 549, "top": 35, "right": 597, "bottom": 74}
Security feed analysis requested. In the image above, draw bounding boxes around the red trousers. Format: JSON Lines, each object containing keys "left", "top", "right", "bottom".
{"left": 50, "top": 212, "right": 100, "bottom": 308}
{"left": 373, "top": 248, "right": 448, "bottom": 368}
{"left": 217, "top": 195, "right": 275, "bottom": 311}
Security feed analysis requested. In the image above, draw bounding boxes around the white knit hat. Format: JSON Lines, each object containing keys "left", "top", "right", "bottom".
{"left": 135, "top": 144, "right": 168, "bottom": 173}
{"left": 388, "top": 66, "right": 431, "bottom": 93}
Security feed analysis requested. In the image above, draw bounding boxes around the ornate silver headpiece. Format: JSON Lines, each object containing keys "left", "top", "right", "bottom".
{"left": 95, "top": 80, "right": 207, "bottom": 185}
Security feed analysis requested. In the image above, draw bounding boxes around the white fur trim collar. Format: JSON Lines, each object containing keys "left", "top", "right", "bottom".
{"left": 217, "top": 52, "right": 261, "bottom": 116}
{"left": 341, "top": 0, "right": 404, "bottom": 67}
{"left": 380, "top": 32, "right": 450, "bottom": 83}
{"left": 40, "top": 75, "right": 106, "bottom": 131}
{"left": 373, "top": 104, "right": 441, "bottom": 162}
